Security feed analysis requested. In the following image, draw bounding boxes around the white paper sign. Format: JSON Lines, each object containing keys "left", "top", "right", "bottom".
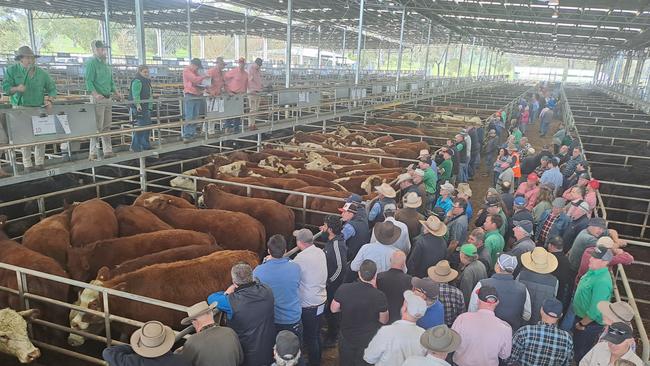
{"left": 56, "top": 114, "right": 71, "bottom": 134}
{"left": 207, "top": 97, "right": 225, "bottom": 113}
{"left": 299, "top": 92, "right": 309, "bottom": 103}
{"left": 31, "top": 115, "right": 56, "bottom": 136}
{"left": 200, "top": 77, "right": 212, "bottom": 88}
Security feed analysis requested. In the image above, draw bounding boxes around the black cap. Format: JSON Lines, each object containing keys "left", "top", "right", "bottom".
{"left": 275, "top": 330, "right": 300, "bottom": 360}
{"left": 542, "top": 298, "right": 563, "bottom": 318}
{"left": 91, "top": 40, "right": 110, "bottom": 49}
{"left": 602, "top": 322, "right": 634, "bottom": 345}
{"left": 255, "top": 58, "right": 263, "bottom": 66}
{"left": 190, "top": 58, "right": 203, "bottom": 68}
{"left": 477, "top": 285, "right": 499, "bottom": 303}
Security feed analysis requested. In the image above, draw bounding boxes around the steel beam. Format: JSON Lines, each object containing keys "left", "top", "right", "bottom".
{"left": 476, "top": 45, "right": 484, "bottom": 76}
{"left": 423, "top": 22, "right": 432, "bottom": 79}
{"left": 186, "top": 0, "right": 192, "bottom": 60}
{"left": 103, "top": 0, "right": 112, "bottom": 64}
{"left": 395, "top": 8, "right": 406, "bottom": 87}
{"left": 26, "top": 10, "right": 37, "bottom": 53}
{"left": 354, "top": 0, "right": 365, "bottom": 85}
{"left": 467, "top": 42, "right": 475, "bottom": 77}
{"left": 244, "top": 9, "right": 249, "bottom": 60}
{"left": 285, "top": 0, "right": 292, "bottom": 88}
{"left": 442, "top": 35, "right": 450, "bottom": 76}
{"left": 156, "top": 29, "right": 164, "bottom": 57}
{"left": 317, "top": 25, "right": 322, "bottom": 68}
{"left": 456, "top": 43, "right": 464, "bottom": 77}
{"left": 134, "top": 0, "right": 146, "bottom": 65}
{"left": 341, "top": 28, "right": 346, "bottom": 66}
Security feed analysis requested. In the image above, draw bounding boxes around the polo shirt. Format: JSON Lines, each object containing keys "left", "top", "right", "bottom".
{"left": 224, "top": 67, "right": 248, "bottom": 94}
{"left": 484, "top": 230, "right": 505, "bottom": 267}
{"left": 416, "top": 300, "right": 445, "bottom": 329}
{"left": 3, "top": 63, "right": 57, "bottom": 106}
{"left": 294, "top": 245, "right": 327, "bottom": 307}
{"left": 452, "top": 309, "right": 513, "bottom": 366}
{"left": 423, "top": 167, "right": 438, "bottom": 194}
{"left": 85, "top": 57, "right": 116, "bottom": 97}
{"left": 439, "top": 159, "right": 453, "bottom": 183}
{"left": 334, "top": 281, "right": 388, "bottom": 347}
{"left": 573, "top": 267, "right": 613, "bottom": 325}
{"left": 350, "top": 242, "right": 398, "bottom": 274}
{"left": 364, "top": 320, "right": 426, "bottom": 366}
{"left": 252, "top": 257, "right": 302, "bottom": 324}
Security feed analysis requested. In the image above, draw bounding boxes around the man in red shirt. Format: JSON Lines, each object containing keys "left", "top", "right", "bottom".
{"left": 223, "top": 58, "right": 248, "bottom": 133}
{"left": 182, "top": 58, "right": 209, "bottom": 141}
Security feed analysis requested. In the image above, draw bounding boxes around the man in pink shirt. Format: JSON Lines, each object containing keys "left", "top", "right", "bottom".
{"left": 182, "top": 58, "right": 209, "bottom": 141}
{"left": 515, "top": 173, "right": 540, "bottom": 211}
{"left": 452, "top": 285, "right": 512, "bottom": 366}
{"left": 204, "top": 57, "right": 225, "bottom": 135}
{"left": 223, "top": 58, "right": 248, "bottom": 133}
{"left": 246, "top": 58, "right": 264, "bottom": 129}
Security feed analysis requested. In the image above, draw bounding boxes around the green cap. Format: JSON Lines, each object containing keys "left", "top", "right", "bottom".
{"left": 460, "top": 244, "right": 477, "bottom": 257}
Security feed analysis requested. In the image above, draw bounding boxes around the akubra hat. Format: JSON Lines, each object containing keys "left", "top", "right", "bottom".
{"left": 420, "top": 325, "right": 461, "bottom": 353}
{"left": 402, "top": 192, "right": 422, "bottom": 209}
{"left": 427, "top": 260, "right": 458, "bottom": 283}
{"left": 14, "top": 46, "right": 39, "bottom": 61}
{"left": 419, "top": 216, "right": 448, "bottom": 237}
{"left": 130, "top": 321, "right": 175, "bottom": 358}
{"left": 181, "top": 301, "right": 217, "bottom": 325}
{"left": 521, "top": 247, "right": 558, "bottom": 274}
{"left": 373, "top": 221, "right": 401, "bottom": 245}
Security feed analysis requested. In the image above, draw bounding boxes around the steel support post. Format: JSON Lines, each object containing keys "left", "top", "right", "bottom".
{"left": 387, "top": 48, "right": 391, "bottom": 70}
{"left": 442, "top": 35, "right": 450, "bottom": 76}
{"left": 622, "top": 51, "right": 633, "bottom": 84}
{"left": 104, "top": 0, "right": 112, "bottom": 64}
{"left": 26, "top": 10, "right": 37, "bottom": 53}
{"left": 395, "top": 7, "right": 406, "bottom": 87}
{"left": 456, "top": 43, "right": 464, "bottom": 77}
{"left": 593, "top": 60, "right": 601, "bottom": 84}
{"left": 486, "top": 49, "right": 493, "bottom": 76}
{"left": 244, "top": 9, "right": 249, "bottom": 60}
{"left": 234, "top": 35, "right": 240, "bottom": 59}
{"left": 354, "top": 0, "right": 365, "bottom": 85}
{"left": 156, "top": 29, "right": 164, "bottom": 57}
{"left": 631, "top": 52, "right": 646, "bottom": 91}
{"left": 134, "top": 0, "right": 146, "bottom": 65}
{"left": 476, "top": 45, "right": 484, "bottom": 76}
{"left": 423, "top": 21, "right": 432, "bottom": 79}
{"left": 263, "top": 38, "right": 268, "bottom": 60}
{"left": 285, "top": 0, "right": 293, "bottom": 88}
{"left": 199, "top": 35, "right": 205, "bottom": 59}
{"left": 341, "top": 28, "right": 346, "bottom": 66}
{"left": 467, "top": 41, "right": 475, "bottom": 77}
{"left": 377, "top": 45, "right": 382, "bottom": 70}
{"left": 186, "top": 0, "right": 192, "bottom": 60}
{"left": 317, "top": 25, "right": 322, "bottom": 68}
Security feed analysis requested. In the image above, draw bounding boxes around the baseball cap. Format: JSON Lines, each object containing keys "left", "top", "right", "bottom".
{"left": 413, "top": 168, "right": 425, "bottom": 177}
{"left": 497, "top": 253, "right": 518, "bottom": 273}
{"left": 513, "top": 196, "right": 526, "bottom": 207}
{"left": 527, "top": 173, "right": 539, "bottom": 182}
{"left": 346, "top": 194, "right": 363, "bottom": 203}
{"left": 190, "top": 58, "right": 203, "bottom": 68}
{"left": 383, "top": 203, "right": 397, "bottom": 213}
{"left": 339, "top": 202, "right": 359, "bottom": 214}
{"left": 591, "top": 245, "right": 614, "bottom": 261}
{"left": 588, "top": 217, "right": 607, "bottom": 229}
{"left": 443, "top": 147, "right": 455, "bottom": 156}
{"left": 602, "top": 322, "right": 634, "bottom": 345}
{"left": 293, "top": 228, "right": 314, "bottom": 243}
{"left": 477, "top": 285, "right": 499, "bottom": 303}
{"left": 275, "top": 330, "right": 300, "bottom": 360}
{"left": 419, "top": 156, "right": 433, "bottom": 165}
{"left": 91, "top": 40, "right": 110, "bottom": 49}
{"left": 552, "top": 197, "right": 566, "bottom": 208}
{"left": 460, "top": 243, "right": 477, "bottom": 257}
{"left": 403, "top": 290, "right": 428, "bottom": 318}
{"left": 514, "top": 220, "right": 533, "bottom": 235}
{"left": 411, "top": 277, "right": 440, "bottom": 301}
{"left": 542, "top": 298, "right": 563, "bottom": 318}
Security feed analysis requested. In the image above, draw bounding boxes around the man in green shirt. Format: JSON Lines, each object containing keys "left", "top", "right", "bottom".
{"left": 85, "top": 40, "right": 121, "bottom": 161}
{"left": 2, "top": 46, "right": 57, "bottom": 172}
{"left": 417, "top": 156, "right": 437, "bottom": 211}
{"left": 482, "top": 214, "right": 505, "bottom": 267}
{"left": 571, "top": 245, "right": 614, "bottom": 362}
{"left": 438, "top": 148, "right": 454, "bottom": 184}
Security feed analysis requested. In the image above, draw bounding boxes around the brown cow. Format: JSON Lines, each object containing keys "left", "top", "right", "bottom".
{"left": 284, "top": 187, "right": 338, "bottom": 212}
{"left": 295, "top": 169, "right": 340, "bottom": 181}
{"left": 114, "top": 205, "right": 173, "bottom": 237}
{"left": 97, "top": 244, "right": 223, "bottom": 281}
{"left": 260, "top": 148, "right": 303, "bottom": 160}
{"left": 0, "top": 240, "right": 69, "bottom": 340}
{"left": 202, "top": 184, "right": 295, "bottom": 239}
{"left": 70, "top": 199, "right": 118, "bottom": 248}
{"left": 335, "top": 163, "right": 383, "bottom": 174}
{"left": 69, "top": 250, "right": 258, "bottom": 344}
{"left": 66, "top": 229, "right": 217, "bottom": 282}
{"left": 285, "top": 173, "right": 345, "bottom": 190}
{"left": 22, "top": 210, "right": 71, "bottom": 267}
{"left": 133, "top": 192, "right": 196, "bottom": 209}
{"left": 139, "top": 194, "right": 266, "bottom": 253}
{"left": 213, "top": 175, "right": 309, "bottom": 203}
{"left": 333, "top": 174, "right": 397, "bottom": 195}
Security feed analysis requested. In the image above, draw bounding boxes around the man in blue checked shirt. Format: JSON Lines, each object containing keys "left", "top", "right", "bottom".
{"left": 507, "top": 298, "right": 573, "bottom": 366}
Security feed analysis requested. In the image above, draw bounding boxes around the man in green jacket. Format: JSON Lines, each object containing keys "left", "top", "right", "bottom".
{"left": 2, "top": 46, "right": 57, "bottom": 172}
{"left": 85, "top": 40, "right": 121, "bottom": 161}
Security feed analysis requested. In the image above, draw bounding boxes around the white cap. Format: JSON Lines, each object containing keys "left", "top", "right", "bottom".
{"left": 403, "top": 290, "right": 427, "bottom": 319}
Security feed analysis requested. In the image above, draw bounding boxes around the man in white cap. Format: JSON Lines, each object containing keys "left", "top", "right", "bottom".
{"left": 178, "top": 301, "right": 243, "bottom": 366}
{"left": 468, "top": 253, "right": 531, "bottom": 331}
{"left": 102, "top": 320, "right": 191, "bottom": 365}
{"left": 368, "top": 183, "right": 397, "bottom": 225}
{"left": 403, "top": 325, "right": 462, "bottom": 366}
{"left": 85, "top": 40, "right": 122, "bottom": 160}
{"left": 363, "top": 290, "right": 427, "bottom": 365}
{"left": 371, "top": 203, "right": 411, "bottom": 255}
{"left": 517, "top": 247, "right": 559, "bottom": 324}
{"left": 352, "top": 221, "right": 401, "bottom": 274}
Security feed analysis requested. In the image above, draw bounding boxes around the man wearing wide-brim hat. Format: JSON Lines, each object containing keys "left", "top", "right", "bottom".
{"left": 368, "top": 182, "right": 397, "bottom": 225}
{"left": 177, "top": 301, "right": 243, "bottom": 366}
{"left": 102, "top": 320, "right": 191, "bottom": 365}
{"left": 517, "top": 247, "right": 559, "bottom": 324}
{"left": 402, "top": 324, "right": 461, "bottom": 366}
{"left": 406, "top": 216, "right": 448, "bottom": 278}
{"left": 2, "top": 45, "right": 57, "bottom": 173}
{"left": 396, "top": 192, "right": 425, "bottom": 244}
{"left": 351, "top": 221, "right": 402, "bottom": 274}
{"left": 428, "top": 260, "right": 465, "bottom": 327}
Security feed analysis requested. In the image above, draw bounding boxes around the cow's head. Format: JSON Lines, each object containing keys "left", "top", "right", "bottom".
{"left": 68, "top": 279, "right": 126, "bottom": 346}
{"left": 336, "top": 126, "right": 351, "bottom": 137}
{"left": 141, "top": 195, "right": 169, "bottom": 212}
{"left": 170, "top": 169, "right": 198, "bottom": 191}
{"left": 218, "top": 161, "right": 247, "bottom": 177}
{"left": 0, "top": 308, "right": 41, "bottom": 363}
{"left": 360, "top": 175, "right": 383, "bottom": 195}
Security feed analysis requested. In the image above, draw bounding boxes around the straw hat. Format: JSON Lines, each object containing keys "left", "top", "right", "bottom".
{"left": 427, "top": 260, "right": 458, "bottom": 283}
{"left": 130, "top": 321, "right": 175, "bottom": 358}
{"left": 181, "top": 301, "right": 217, "bottom": 325}
{"left": 521, "top": 247, "right": 558, "bottom": 274}
{"left": 419, "top": 216, "right": 448, "bottom": 237}
{"left": 396, "top": 173, "right": 413, "bottom": 184}
{"left": 402, "top": 192, "right": 422, "bottom": 209}
{"left": 456, "top": 183, "right": 472, "bottom": 198}
{"left": 374, "top": 183, "right": 396, "bottom": 198}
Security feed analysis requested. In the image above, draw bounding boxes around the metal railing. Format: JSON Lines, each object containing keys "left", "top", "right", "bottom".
{"left": 560, "top": 84, "right": 650, "bottom": 362}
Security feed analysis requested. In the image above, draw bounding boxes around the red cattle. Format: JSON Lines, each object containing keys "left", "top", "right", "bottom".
{"left": 132, "top": 192, "right": 196, "bottom": 209}
{"left": 70, "top": 199, "right": 118, "bottom": 248}
{"left": 202, "top": 184, "right": 295, "bottom": 239}
{"left": 213, "top": 175, "right": 309, "bottom": 203}
{"left": 114, "top": 205, "right": 173, "bottom": 237}
{"left": 22, "top": 210, "right": 71, "bottom": 267}
{"left": 295, "top": 169, "right": 340, "bottom": 181}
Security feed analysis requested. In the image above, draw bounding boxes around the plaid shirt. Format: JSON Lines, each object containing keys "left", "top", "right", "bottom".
{"left": 539, "top": 213, "right": 559, "bottom": 244}
{"left": 507, "top": 322, "right": 573, "bottom": 366}
{"left": 439, "top": 283, "right": 465, "bottom": 326}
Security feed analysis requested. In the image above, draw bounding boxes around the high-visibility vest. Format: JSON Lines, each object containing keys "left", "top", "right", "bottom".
{"left": 512, "top": 152, "right": 521, "bottom": 178}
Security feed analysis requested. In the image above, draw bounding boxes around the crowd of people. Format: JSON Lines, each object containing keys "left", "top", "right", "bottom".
{"left": 99, "top": 83, "right": 642, "bottom": 366}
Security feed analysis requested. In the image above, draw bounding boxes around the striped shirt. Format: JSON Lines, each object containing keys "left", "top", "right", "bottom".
{"left": 507, "top": 322, "right": 573, "bottom": 366}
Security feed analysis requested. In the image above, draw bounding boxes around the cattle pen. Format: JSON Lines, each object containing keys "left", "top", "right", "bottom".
{"left": 0, "top": 0, "right": 650, "bottom": 365}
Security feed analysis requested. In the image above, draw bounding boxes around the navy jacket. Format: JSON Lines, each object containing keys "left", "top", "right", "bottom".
{"left": 103, "top": 345, "right": 191, "bottom": 366}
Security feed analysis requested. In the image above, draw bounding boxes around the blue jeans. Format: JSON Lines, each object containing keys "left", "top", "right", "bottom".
{"left": 301, "top": 305, "right": 323, "bottom": 366}
{"left": 183, "top": 96, "right": 202, "bottom": 138}
{"left": 469, "top": 151, "right": 480, "bottom": 178}
{"left": 458, "top": 162, "right": 468, "bottom": 183}
{"left": 130, "top": 108, "right": 152, "bottom": 152}
{"left": 540, "top": 119, "right": 551, "bottom": 137}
